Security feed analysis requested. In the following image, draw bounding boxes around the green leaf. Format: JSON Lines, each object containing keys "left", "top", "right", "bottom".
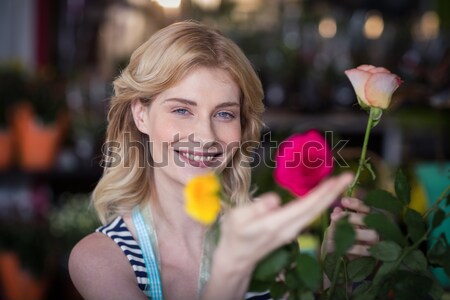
{"left": 334, "top": 287, "right": 347, "bottom": 300}
{"left": 285, "top": 268, "right": 299, "bottom": 290}
{"left": 248, "top": 278, "right": 270, "bottom": 292}
{"left": 403, "top": 249, "right": 427, "bottom": 271}
{"left": 365, "top": 160, "right": 376, "bottom": 181}
{"left": 289, "top": 289, "right": 315, "bottom": 300}
{"left": 334, "top": 217, "right": 356, "bottom": 256}
{"left": 364, "top": 213, "right": 407, "bottom": 246}
{"left": 347, "top": 257, "right": 377, "bottom": 282}
{"left": 372, "top": 261, "right": 396, "bottom": 286}
{"left": 253, "top": 248, "right": 290, "bottom": 281}
{"left": 364, "top": 189, "right": 403, "bottom": 215}
{"left": 428, "top": 281, "right": 444, "bottom": 300}
{"left": 432, "top": 208, "right": 446, "bottom": 229}
{"left": 352, "top": 282, "right": 376, "bottom": 300}
{"left": 395, "top": 169, "right": 411, "bottom": 204}
{"left": 427, "top": 235, "right": 448, "bottom": 266}
{"left": 323, "top": 252, "right": 339, "bottom": 281}
{"left": 270, "top": 281, "right": 288, "bottom": 299}
{"left": 389, "top": 271, "right": 432, "bottom": 300}
{"left": 298, "top": 291, "right": 315, "bottom": 300}
{"left": 404, "top": 208, "right": 426, "bottom": 243}
{"left": 370, "top": 107, "right": 383, "bottom": 127}
{"left": 369, "top": 241, "right": 402, "bottom": 262}
{"left": 296, "top": 254, "right": 321, "bottom": 291}
{"left": 323, "top": 286, "right": 347, "bottom": 300}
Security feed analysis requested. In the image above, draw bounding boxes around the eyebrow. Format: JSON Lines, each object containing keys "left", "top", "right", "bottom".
{"left": 162, "top": 98, "right": 240, "bottom": 109}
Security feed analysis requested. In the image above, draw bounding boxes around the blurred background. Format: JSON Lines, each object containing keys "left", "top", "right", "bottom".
{"left": 0, "top": 0, "right": 449, "bottom": 299}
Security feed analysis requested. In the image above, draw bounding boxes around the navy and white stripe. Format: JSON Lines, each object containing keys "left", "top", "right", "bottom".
{"left": 97, "top": 216, "right": 272, "bottom": 300}
{"left": 97, "top": 216, "right": 150, "bottom": 292}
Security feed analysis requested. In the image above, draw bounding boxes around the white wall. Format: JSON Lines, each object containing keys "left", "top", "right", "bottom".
{"left": 0, "top": 0, "right": 36, "bottom": 71}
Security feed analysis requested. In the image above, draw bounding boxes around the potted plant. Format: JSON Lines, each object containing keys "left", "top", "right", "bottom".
{"left": 0, "top": 220, "right": 53, "bottom": 300}
{"left": 0, "top": 65, "right": 27, "bottom": 169}
{"left": 13, "top": 72, "right": 68, "bottom": 171}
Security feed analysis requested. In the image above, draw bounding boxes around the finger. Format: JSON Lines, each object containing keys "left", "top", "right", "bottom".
{"left": 330, "top": 207, "right": 343, "bottom": 223}
{"left": 341, "top": 197, "right": 370, "bottom": 214}
{"left": 258, "top": 173, "right": 354, "bottom": 236}
{"left": 347, "top": 244, "right": 371, "bottom": 256}
{"left": 330, "top": 210, "right": 366, "bottom": 226}
{"left": 237, "top": 192, "right": 281, "bottom": 220}
{"left": 355, "top": 228, "right": 379, "bottom": 244}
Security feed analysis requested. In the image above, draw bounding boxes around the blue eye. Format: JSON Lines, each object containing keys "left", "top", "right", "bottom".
{"left": 216, "top": 111, "right": 236, "bottom": 120}
{"left": 173, "top": 108, "right": 190, "bottom": 115}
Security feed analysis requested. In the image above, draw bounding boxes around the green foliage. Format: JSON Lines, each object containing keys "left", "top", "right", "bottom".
{"left": 404, "top": 208, "right": 426, "bottom": 243}
{"left": 395, "top": 169, "right": 411, "bottom": 205}
{"left": 364, "top": 189, "right": 403, "bottom": 215}
{"left": 49, "top": 193, "right": 100, "bottom": 252}
{"left": 347, "top": 257, "right": 377, "bottom": 282}
{"left": 252, "top": 247, "right": 290, "bottom": 281}
{"left": 369, "top": 241, "right": 402, "bottom": 262}
{"left": 364, "top": 213, "right": 407, "bottom": 246}
{"left": 334, "top": 217, "right": 356, "bottom": 256}
{"left": 431, "top": 208, "right": 446, "bottom": 229}
{"left": 296, "top": 254, "right": 321, "bottom": 291}
{"left": 249, "top": 169, "right": 450, "bottom": 300}
{"left": 403, "top": 249, "right": 427, "bottom": 271}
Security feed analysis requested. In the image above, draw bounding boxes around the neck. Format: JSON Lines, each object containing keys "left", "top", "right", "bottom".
{"left": 150, "top": 171, "right": 207, "bottom": 245}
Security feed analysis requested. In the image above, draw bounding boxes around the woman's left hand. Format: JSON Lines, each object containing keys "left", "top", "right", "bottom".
{"left": 323, "top": 197, "right": 379, "bottom": 258}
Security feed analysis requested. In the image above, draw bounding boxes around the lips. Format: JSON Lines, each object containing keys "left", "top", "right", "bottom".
{"left": 175, "top": 150, "right": 222, "bottom": 168}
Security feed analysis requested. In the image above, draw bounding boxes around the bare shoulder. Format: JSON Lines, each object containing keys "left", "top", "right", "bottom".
{"left": 69, "top": 232, "right": 146, "bottom": 300}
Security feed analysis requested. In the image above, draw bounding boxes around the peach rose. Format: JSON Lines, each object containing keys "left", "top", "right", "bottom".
{"left": 345, "top": 65, "right": 403, "bottom": 109}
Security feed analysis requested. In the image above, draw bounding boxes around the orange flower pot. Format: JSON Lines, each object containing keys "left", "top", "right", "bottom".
{"left": 13, "top": 104, "right": 66, "bottom": 172}
{"left": 0, "top": 129, "right": 14, "bottom": 169}
{"left": 0, "top": 252, "right": 47, "bottom": 300}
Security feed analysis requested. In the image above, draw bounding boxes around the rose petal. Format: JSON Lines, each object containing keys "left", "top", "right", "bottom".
{"left": 344, "top": 69, "right": 371, "bottom": 105}
{"left": 367, "top": 67, "right": 391, "bottom": 74}
{"left": 365, "top": 73, "right": 402, "bottom": 109}
{"left": 274, "top": 130, "right": 333, "bottom": 197}
{"left": 357, "top": 64, "right": 376, "bottom": 71}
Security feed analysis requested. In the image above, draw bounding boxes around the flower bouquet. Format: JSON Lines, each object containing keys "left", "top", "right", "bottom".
{"left": 184, "top": 65, "right": 450, "bottom": 300}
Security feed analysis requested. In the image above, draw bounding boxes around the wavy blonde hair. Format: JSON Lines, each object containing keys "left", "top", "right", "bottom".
{"left": 93, "top": 20, "right": 264, "bottom": 224}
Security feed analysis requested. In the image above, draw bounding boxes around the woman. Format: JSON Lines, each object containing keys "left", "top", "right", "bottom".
{"left": 69, "top": 21, "right": 377, "bottom": 300}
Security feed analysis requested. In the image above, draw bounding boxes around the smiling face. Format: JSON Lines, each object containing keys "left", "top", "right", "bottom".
{"left": 132, "top": 67, "right": 242, "bottom": 187}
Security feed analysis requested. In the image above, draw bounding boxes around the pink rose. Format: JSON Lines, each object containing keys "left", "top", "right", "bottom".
{"left": 274, "top": 130, "right": 333, "bottom": 197}
{"left": 345, "top": 65, "right": 403, "bottom": 109}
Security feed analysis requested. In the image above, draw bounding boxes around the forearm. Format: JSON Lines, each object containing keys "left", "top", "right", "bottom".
{"left": 200, "top": 249, "right": 254, "bottom": 300}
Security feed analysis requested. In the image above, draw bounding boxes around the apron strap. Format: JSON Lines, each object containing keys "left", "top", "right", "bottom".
{"left": 132, "top": 206, "right": 164, "bottom": 300}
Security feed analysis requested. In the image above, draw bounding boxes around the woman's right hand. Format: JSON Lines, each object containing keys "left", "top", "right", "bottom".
{"left": 201, "top": 173, "right": 354, "bottom": 300}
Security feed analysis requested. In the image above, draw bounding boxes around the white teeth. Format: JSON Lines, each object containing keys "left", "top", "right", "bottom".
{"left": 179, "top": 152, "right": 215, "bottom": 162}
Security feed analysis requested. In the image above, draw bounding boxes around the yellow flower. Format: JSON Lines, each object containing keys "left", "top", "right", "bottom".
{"left": 184, "top": 173, "right": 221, "bottom": 225}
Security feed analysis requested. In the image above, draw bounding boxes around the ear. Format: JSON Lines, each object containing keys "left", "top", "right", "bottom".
{"left": 131, "top": 99, "right": 150, "bottom": 135}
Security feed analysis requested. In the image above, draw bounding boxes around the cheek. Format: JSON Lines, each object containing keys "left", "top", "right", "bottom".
{"left": 221, "top": 124, "right": 242, "bottom": 154}
{"left": 146, "top": 120, "right": 181, "bottom": 160}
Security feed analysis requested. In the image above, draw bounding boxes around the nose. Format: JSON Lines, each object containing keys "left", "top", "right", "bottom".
{"left": 193, "top": 117, "right": 217, "bottom": 147}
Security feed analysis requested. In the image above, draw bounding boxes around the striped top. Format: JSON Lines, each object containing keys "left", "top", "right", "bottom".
{"left": 97, "top": 216, "right": 150, "bottom": 291}
{"left": 97, "top": 216, "right": 272, "bottom": 300}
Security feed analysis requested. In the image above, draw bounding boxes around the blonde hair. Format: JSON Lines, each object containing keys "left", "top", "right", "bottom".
{"left": 93, "top": 20, "right": 264, "bottom": 224}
